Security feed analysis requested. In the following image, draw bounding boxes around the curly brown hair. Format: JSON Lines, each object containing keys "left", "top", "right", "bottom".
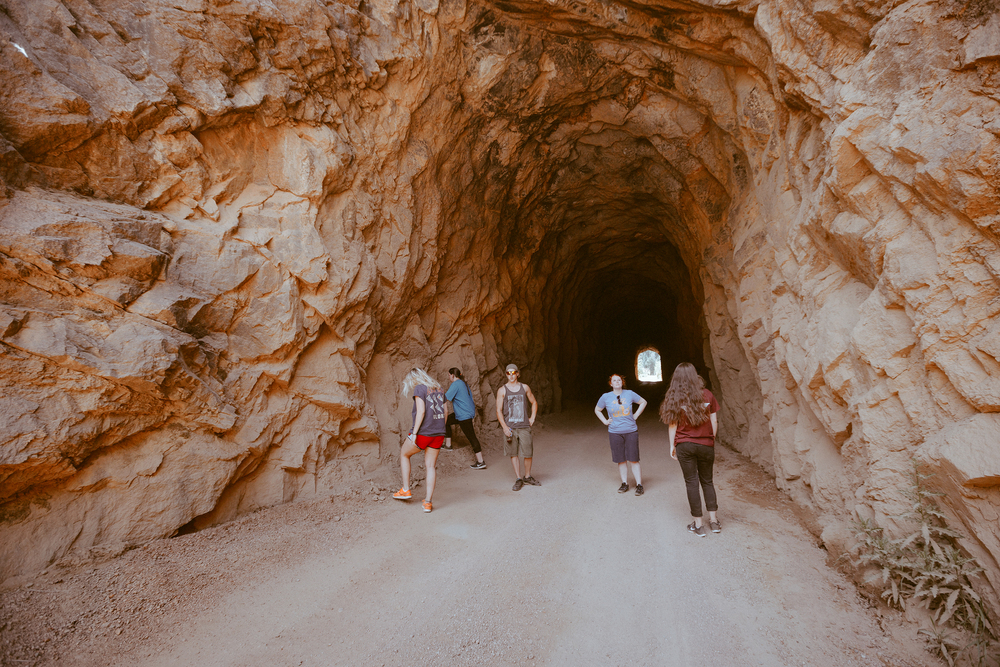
{"left": 608, "top": 374, "right": 626, "bottom": 388}
{"left": 659, "top": 363, "right": 708, "bottom": 427}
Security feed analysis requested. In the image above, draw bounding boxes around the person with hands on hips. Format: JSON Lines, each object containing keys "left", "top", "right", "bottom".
{"left": 496, "top": 364, "right": 539, "bottom": 491}
{"left": 594, "top": 374, "right": 648, "bottom": 495}
{"left": 393, "top": 368, "right": 447, "bottom": 513}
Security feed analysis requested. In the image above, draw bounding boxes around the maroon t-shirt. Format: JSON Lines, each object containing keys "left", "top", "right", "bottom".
{"left": 674, "top": 389, "right": 719, "bottom": 446}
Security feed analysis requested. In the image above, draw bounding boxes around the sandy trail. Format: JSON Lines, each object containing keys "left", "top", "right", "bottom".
{"left": 2, "top": 408, "right": 934, "bottom": 666}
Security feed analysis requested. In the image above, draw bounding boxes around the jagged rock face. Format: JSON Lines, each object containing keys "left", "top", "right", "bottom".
{"left": 0, "top": 0, "right": 998, "bottom": 605}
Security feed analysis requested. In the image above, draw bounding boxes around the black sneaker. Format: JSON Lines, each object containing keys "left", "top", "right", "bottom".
{"left": 710, "top": 520, "right": 722, "bottom": 533}
{"left": 687, "top": 521, "right": 707, "bottom": 537}
{"left": 617, "top": 482, "right": 629, "bottom": 494}
{"left": 512, "top": 478, "right": 524, "bottom": 491}
{"left": 635, "top": 484, "right": 644, "bottom": 496}
{"left": 523, "top": 476, "right": 541, "bottom": 486}
{"left": 470, "top": 461, "right": 487, "bottom": 470}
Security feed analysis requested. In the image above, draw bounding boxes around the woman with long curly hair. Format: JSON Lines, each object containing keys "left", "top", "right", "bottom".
{"left": 393, "top": 368, "right": 447, "bottom": 513}
{"left": 659, "top": 363, "right": 721, "bottom": 537}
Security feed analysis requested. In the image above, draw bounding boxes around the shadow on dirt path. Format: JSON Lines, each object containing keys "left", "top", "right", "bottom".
{"left": 1, "top": 407, "right": 936, "bottom": 666}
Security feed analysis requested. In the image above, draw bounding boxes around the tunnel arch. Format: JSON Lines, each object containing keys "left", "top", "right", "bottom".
{"left": 431, "top": 14, "right": 739, "bottom": 412}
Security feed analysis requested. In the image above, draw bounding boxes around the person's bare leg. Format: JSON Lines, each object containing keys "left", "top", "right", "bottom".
{"left": 709, "top": 510, "right": 718, "bottom": 523}
{"left": 424, "top": 447, "right": 440, "bottom": 501}
{"left": 523, "top": 457, "right": 532, "bottom": 479}
{"left": 631, "top": 462, "right": 642, "bottom": 485}
{"left": 510, "top": 456, "right": 521, "bottom": 479}
{"left": 475, "top": 451, "right": 484, "bottom": 464}
{"left": 400, "top": 441, "right": 420, "bottom": 490}
{"left": 618, "top": 462, "right": 628, "bottom": 483}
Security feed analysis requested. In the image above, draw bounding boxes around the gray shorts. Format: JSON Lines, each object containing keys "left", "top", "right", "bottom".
{"left": 609, "top": 431, "right": 639, "bottom": 463}
{"left": 504, "top": 427, "right": 533, "bottom": 458}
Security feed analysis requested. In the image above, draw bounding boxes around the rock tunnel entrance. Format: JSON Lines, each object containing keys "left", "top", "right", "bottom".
{"left": 427, "top": 10, "right": 738, "bottom": 414}
{"left": 2, "top": 0, "right": 998, "bottom": 616}
{"left": 0, "top": 0, "right": 763, "bottom": 583}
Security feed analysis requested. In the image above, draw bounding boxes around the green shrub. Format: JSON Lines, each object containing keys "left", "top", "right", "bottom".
{"left": 847, "top": 465, "right": 998, "bottom": 666}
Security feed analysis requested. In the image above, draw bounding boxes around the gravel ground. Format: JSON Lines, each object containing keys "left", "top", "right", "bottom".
{"left": 1, "top": 408, "right": 939, "bottom": 666}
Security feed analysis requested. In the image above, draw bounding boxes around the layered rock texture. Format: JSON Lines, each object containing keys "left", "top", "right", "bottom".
{"left": 1, "top": 0, "right": 998, "bottom": 608}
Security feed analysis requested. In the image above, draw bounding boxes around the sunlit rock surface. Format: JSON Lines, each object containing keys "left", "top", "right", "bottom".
{"left": 0, "top": 0, "right": 997, "bottom": 608}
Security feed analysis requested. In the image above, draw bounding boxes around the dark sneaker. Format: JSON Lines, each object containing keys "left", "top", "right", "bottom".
{"left": 512, "top": 478, "right": 524, "bottom": 491}
{"left": 688, "top": 521, "right": 707, "bottom": 537}
{"left": 470, "top": 461, "right": 487, "bottom": 470}
{"left": 617, "top": 482, "right": 629, "bottom": 494}
{"left": 710, "top": 520, "right": 722, "bottom": 533}
{"left": 635, "top": 484, "right": 644, "bottom": 496}
{"left": 523, "top": 476, "right": 541, "bottom": 486}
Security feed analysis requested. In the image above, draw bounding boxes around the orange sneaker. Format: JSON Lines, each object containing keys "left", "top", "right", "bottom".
{"left": 422, "top": 500, "right": 433, "bottom": 513}
{"left": 393, "top": 488, "right": 412, "bottom": 500}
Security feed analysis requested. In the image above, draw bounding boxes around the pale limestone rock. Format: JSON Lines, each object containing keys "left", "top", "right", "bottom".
{"left": 919, "top": 414, "right": 1000, "bottom": 490}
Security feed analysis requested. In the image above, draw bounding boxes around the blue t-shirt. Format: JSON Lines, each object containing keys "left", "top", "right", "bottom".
{"left": 596, "top": 389, "right": 644, "bottom": 434}
{"left": 445, "top": 378, "right": 476, "bottom": 421}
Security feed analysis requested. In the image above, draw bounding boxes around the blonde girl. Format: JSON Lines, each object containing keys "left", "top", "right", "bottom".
{"left": 393, "top": 368, "right": 447, "bottom": 512}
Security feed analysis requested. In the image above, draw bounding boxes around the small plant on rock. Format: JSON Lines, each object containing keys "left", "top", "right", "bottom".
{"left": 847, "top": 465, "right": 999, "bottom": 666}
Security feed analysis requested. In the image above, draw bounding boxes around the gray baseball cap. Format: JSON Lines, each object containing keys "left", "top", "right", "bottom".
{"left": 505, "top": 364, "right": 519, "bottom": 373}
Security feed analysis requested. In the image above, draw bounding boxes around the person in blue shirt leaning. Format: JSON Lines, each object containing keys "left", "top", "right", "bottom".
{"left": 444, "top": 367, "right": 487, "bottom": 469}
{"left": 594, "top": 373, "right": 648, "bottom": 496}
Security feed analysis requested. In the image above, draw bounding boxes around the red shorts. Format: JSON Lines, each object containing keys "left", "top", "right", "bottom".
{"left": 411, "top": 434, "right": 444, "bottom": 450}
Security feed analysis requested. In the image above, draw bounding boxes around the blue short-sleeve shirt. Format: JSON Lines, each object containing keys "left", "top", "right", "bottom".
{"left": 445, "top": 378, "right": 476, "bottom": 421}
{"left": 596, "top": 389, "right": 644, "bottom": 434}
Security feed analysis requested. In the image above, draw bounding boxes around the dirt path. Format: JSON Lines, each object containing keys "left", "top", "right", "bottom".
{"left": 1, "top": 408, "right": 936, "bottom": 666}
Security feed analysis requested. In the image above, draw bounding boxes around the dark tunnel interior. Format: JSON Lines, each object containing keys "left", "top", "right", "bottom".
{"left": 546, "top": 234, "right": 711, "bottom": 408}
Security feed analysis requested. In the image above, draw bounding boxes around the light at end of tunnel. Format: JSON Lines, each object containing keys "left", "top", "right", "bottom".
{"left": 636, "top": 348, "right": 662, "bottom": 383}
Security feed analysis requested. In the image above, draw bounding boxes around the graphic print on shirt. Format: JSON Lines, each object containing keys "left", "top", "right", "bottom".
{"left": 609, "top": 396, "right": 631, "bottom": 420}
{"left": 426, "top": 391, "right": 446, "bottom": 421}
{"left": 506, "top": 393, "right": 526, "bottom": 423}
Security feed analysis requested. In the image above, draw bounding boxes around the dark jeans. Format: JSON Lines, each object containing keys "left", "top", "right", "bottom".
{"left": 676, "top": 441, "right": 718, "bottom": 517}
{"left": 445, "top": 414, "right": 482, "bottom": 454}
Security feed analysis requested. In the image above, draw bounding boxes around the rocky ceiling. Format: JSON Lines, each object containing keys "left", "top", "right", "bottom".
{"left": 0, "top": 0, "right": 998, "bottom": 612}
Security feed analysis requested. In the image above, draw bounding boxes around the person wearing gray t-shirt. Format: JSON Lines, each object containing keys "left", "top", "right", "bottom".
{"left": 496, "top": 363, "right": 539, "bottom": 491}
{"left": 595, "top": 373, "right": 648, "bottom": 496}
